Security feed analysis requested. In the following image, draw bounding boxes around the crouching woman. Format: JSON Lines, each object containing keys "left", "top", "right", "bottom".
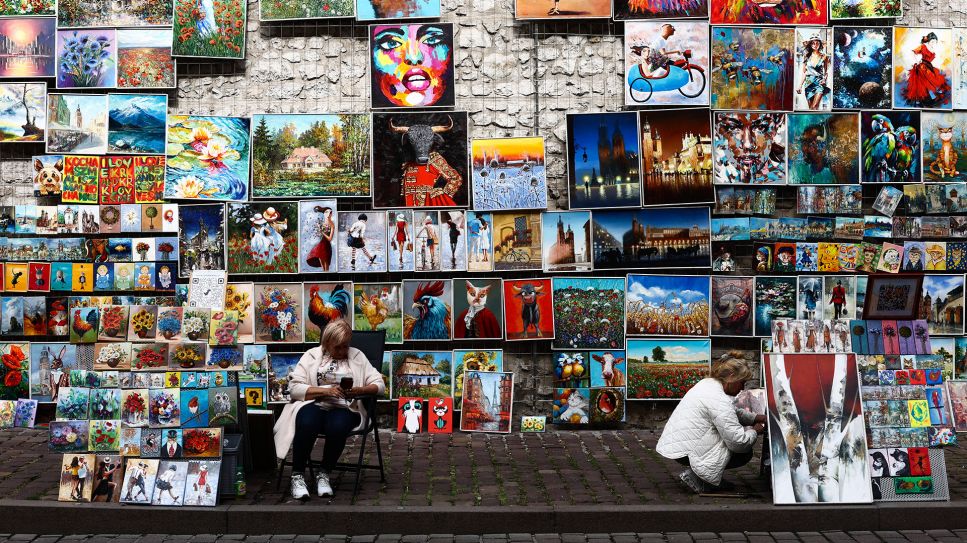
{"left": 656, "top": 353, "right": 765, "bottom": 493}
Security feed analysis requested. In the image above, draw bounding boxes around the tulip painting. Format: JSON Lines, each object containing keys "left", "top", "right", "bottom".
{"left": 55, "top": 29, "right": 117, "bottom": 89}
{"left": 165, "top": 116, "right": 251, "bottom": 201}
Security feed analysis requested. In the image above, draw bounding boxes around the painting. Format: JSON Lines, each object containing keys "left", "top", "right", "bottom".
{"left": 831, "top": 0, "right": 898, "bottom": 17}
{"left": 183, "top": 427, "right": 222, "bottom": 457}
{"left": 894, "top": 27, "right": 953, "bottom": 111}
{"left": 613, "top": 0, "right": 706, "bottom": 19}
{"left": 491, "top": 211, "right": 542, "bottom": 271}
{"left": 56, "top": 30, "right": 116, "bottom": 89}
{"left": 401, "top": 280, "right": 453, "bottom": 342}
{"left": 754, "top": 276, "right": 797, "bottom": 337}
{"left": 397, "top": 397, "right": 423, "bottom": 433}
{"left": 711, "top": 0, "right": 825, "bottom": 23}
{"left": 861, "top": 111, "right": 921, "bottom": 183}
{"left": 626, "top": 275, "right": 709, "bottom": 336}
{"left": 226, "top": 202, "right": 299, "bottom": 274}
{"left": 832, "top": 28, "right": 892, "bottom": 109}
{"left": 541, "top": 211, "right": 592, "bottom": 273}
{"left": 566, "top": 112, "right": 641, "bottom": 209}
{"left": 793, "top": 29, "right": 832, "bottom": 111}
{"left": 440, "top": 210, "right": 467, "bottom": 272}
{"left": 626, "top": 338, "right": 710, "bottom": 400}
{"left": 0, "top": 343, "right": 28, "bottom": 400}
{"left": 337, "top": 210, "right": 387, "bottom": 273}
{"left": 515, "top": 0, "right": 609, "bottom": 18}
{"left": 46, "top": 94, "right": 108, "bottom": 155}
{"left": 765, "top": 353, "right": 873, "bottom": 504}
{"left": 453, "top": 349, "right": 502, "bottom": 408}
{"left": 591, "top": 207, "right": 711, "bottom": 269}
{"left": 107, "top": 94, "right": 167, "bottom": 155}
{"left": 711, "top": 276, "right": 754, "bottom": 336}
{"left": 466, "top": 211, "right": 494, "bottom": 272}
{"left": 267, "top": 353, "right": 300, "bottom": 403}
{"left": 0, "top": 18, "right": 54, "bottom": 79}
{"left": 370, "top": 24, "right": 454, "bottom": 109}
{"left": 551, "top": 277, "right": 625, "bottom": 350}
{"left": 460, "top": 371, "right": 513, "bottom": 433}
{"left": 948, "top": 380, "right": 967, "bottom": 431}
{"left": 391, "top": 351, "right": 452, "bottom": 399}
{"left": 824, "top": 276, "right": 856, "bottom": 320}
{"left": 57, "top": 0, "right": 170, "bottom": 27}
{"left": 178, "top": 204, "right": 225, "bottom": 278}
{"left": 184, "top": 460, "right": 220, "bottom": 506}
{"left": 353, "top": 283, "right": 402, "bottom": 344}
{"left": 787, "top": 113, "right": 859, "bottom": 184}
{"left": 152, "top": 460, "right": 187, "bottom": 506}
{"left": 262, "top": 0, "right": 353, "bottom": 19}
{"left": 922, "top": 112, "right": 967, "bottom": 182}
{"left": 921, "top": 275, "right": 965, "bottom": 336}
{"left": 172, "top": 0, "right": 245, "bottom": 59}
{"left": 427, "top": 397, "right": 453, "bottom": 433}
{"left": 165, "top": 115, "right": 250, "bottom": 201}
{"left": 120, "top": 458, "right": 158, "bottom": 504}
{"left": 470, "top": 137, "right": 547, "bottom": 211}
{"left": 638, "top": 109, "right": 713, "bottom": 206}
{"left": 117, "top": 29, "right": 176, "bottom": 89}
{"left": 304, "top": 282, "right": 353, "bottom": 343}
{"left": 356, "top": 0, "right": 440, "bottom": 19}
{"left": 255, "top": 284, "right": 303, "bottom": 343}
{"left": 411, "top": 210, "right": 441, "bottom": 272}
{"left": 711, "top": 27, "right": 795, "bottom": 111}
{"left": 452, "top": 278, "right": 503, "bottom": 340}
{"left": 59, "top": 454, "right": 96, "bottom": 502}
{"left": 385, "top": 210, "right": 414, "bottom": 272}
{"left": 251, "top": 114, "right": 371, "bottom": 198}
{"left": 624, "top": 22, "right": 709, "bottom": 107}
{"left": 0, "top": 82, "right": 44, "bottom": 143}
{"left": 503, "top": 278, "right": 553, "bottom": 341}
{"left": 713, "top": 112, "right": 787, "bottom": 184}
{"left": 371, "top": 112, "right": 469, "bottom": 208}
{"left": 297, "top": 200, "right": 338, "bottom": 273}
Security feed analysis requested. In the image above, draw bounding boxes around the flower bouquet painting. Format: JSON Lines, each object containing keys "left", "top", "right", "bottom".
{"left": 183, "top": 427, "right": 223, "bottom": 457}
{"left": 89, "top": 419, "right": 120, "bottom": 452}
{"left": 157, "top": 307, "right": 184, "bottom": 341}
{"left": 226, "top": 283, "right": 254, "bottom": 343}
{"left": 133, "top": 342, "right": 168, "bottom": 370}
{"left": 165, "top": 116, "right": 251, "bottom": 201}
{"left": 0, "top": 343, "right": 29, "bottom": 400}
{"left": 55, "top": 29, "right": 117, "bottom": 88}
{"left": 172, "top": 0, "right": 246, "bottom": 59}
{"left": 209, "top": 310, "right": 239, "bottom": 346}
{"left": 48, "top": 420, "right": 89, "bottom": 452}
{"left": 94, "top": 342, "right": 131, "bottom": 370}
{"left": 122, "top": 389, "right": 149, "bottom": 427}
{"left": 13, "top": 399, "right": 37, "bottom": 428}
{"left": 207, "top": 346, "right": 242, "bottom": 371}
{"left": 97, "top": 305, "right": 129, "bottom": 341}
{"left": 89, "top": 388, "right": 121, "bottom": 419}
{"left": 56, "top": 387, "right": 90, "bottom": 420}
{"left": 255, "top": 284, "right": 302, "bottom": 343}
{"left": 149, "top": 387, "right": 181, "bottom": 427}
{"left": 170, "top": 343, "right": 206, "bottom": 370}
{"left": 127, "top": 306, "right": 158, "bottom": 340}
{"left": 182, "top": 309, "right": 211, "bottom": 341}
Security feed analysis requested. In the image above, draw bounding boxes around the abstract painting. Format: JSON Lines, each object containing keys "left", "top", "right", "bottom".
{"left": 894, "top": 27, "right": 953, "bottom": 111}
{"left": 638, "top": 109, "right": 714, "bottom": 206}
{"left": 460, "top": 371, "right": 513, "bottom": 433}
{"left": 117, "top": 29, "right": 176, "bottom": 89}
{"left": 626, "top": 338, "right": 710, "bottom": 400}
{"left": 165, "top": 116, "right": 251, "bottom": 201}
{"left": 107, "top": 94, "right": 168, "bottom": 155}
{"left": 831, "top": 0, "right": 898, "bottom": 17}
{"left": 711, "top": 0, "right": 826, "bottom": 23}
{"left": 832, "top": 28, "right": 892, "bottom": 109}
{"left": 551, "top": 277, "right": 625, "bottom": 350}
{"left": 503, "top": 278, "right": 554, "bottom": 340}
{"left": 754, "top": 276, "right": 797, "bottom": 337}
{"left": 713, "top": 112, "right": 787, "bottom": 184}
{"left": 787, "top": 113, "right": 859, "bottom": 184}
{"left": 470, "top": 137, "right": 547, "bottom": 211}
{"left": 0, "top": 82, "right": 45, "bottom": 142}
{"left": 541, "top": 211, "right": 592, "bottom": 273}
{"left": 55, "top": 29, "right": 116, "bottom": 89}
{"left": 370, "top": 23, "right": 454, "bottom": 109}
{"left": 0, "top": 18, "right": 55, "bottom": 78}
{"left": 226, "top": 202, "right": 299, "bottom": 274}
{"left": 711, "top": 27, "right": 794, "bottom": 111}
{"left": 861, "top": 111, "right": 921, "bottom": 183}
{"left": 566, "top": 112, "right": 641, "bottom": 209}
{"left": 353, "top": 283, "right": 403, "bottom": 344}
{"left": 626, "top": 275, "right": 710, "bottom": 336}
{"left": 922, "top": 111, "right": 967, "bottom": 182}
{"left": 172, "top": 0, "right": 246, "bottom": 59}
{"left": 46, "top": 94, "right": 108, "bottom": 155}
{"left": 624, "top": 21, "right": 710, "bottom": 107}
{"left": 613, "top": 0, "right": 706, "bottom": 19}
{"left": 711, "top": 276, "right": 754, "bottom": 336}
{"left": 401, "top": 280, "right": 453, "bottom": 341}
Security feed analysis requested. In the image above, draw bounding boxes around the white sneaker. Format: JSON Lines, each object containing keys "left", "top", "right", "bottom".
{"left": 290, "top": 474, "right": 310, "bottom": 500}
{"left": 316, "top": 472, "right": 333, "bottom": 497}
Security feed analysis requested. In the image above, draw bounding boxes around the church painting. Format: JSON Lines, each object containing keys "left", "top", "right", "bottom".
{"left": 638, "top": 109, "right": 714, "bottom": 206}
{"left": 541, "top": 211, "right": 593, "bottom": 273}
{"left": 566, "top": 112, "right": 642, "bottom": 210}
{"left": 177, "top": 204, "right": 225, "bottom": 278}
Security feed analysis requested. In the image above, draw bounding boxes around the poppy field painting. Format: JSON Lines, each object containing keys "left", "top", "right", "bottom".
{"left": 172, "top": 0, "right": 246, "bottom": 59}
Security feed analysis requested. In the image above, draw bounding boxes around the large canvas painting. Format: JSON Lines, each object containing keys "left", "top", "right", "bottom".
{"left": 0, "top": 82, "right": 45, "bottom": 143}
{"left": 613, "top": 0, "right": 706, "bottom": 19}
{"left": 262, "top": 0, "right": 353, "bottom": 19}
{"left": 711, "top": 26, "right": 795, "bottom": 111}
{"left": 626, "top": 338, "right": 710, "bottom": 400}
{"left": 172, "top": 0, "right": 246, "bottom": 59}
{"left": 0, "top": 18, "right": 55, "bottom": 78}
{"left": 624, "top": 22, "right": 710, "bottom": 107}
{"left": 764, "top": 353, "right": 873, "bottom": 504}
{"left": 57, "top": 0, "right": 171, "bottom": 27}
{"left": 452, "top": 278, "right": 503, "bottom": 340}
{"left": 178, "top": 204, "right": 226, "bottom": 278}
{"left": 515, "top": 0, "right": 610, "bottom": 18}
{"left": 46, "top": 94, "right": 108, "bottom": 155}
{"left": 303, "top": 282, "right": 353, "bottom": 343}
{"left": 860, "top": 111, "right": 920, "bottom": 183}
{"left": 401, "top": 280, "right": 453, "bottom": 341}
{"left": 787, "top": 113, "right": 860, "bottom": 184}
{"left": 470, "top": 137, "right": 547, "bottom": 211}
{"left": 626, "top": 275, "right": 710, "bottom": 336}
{"left": 165, "top": 115, "right": 251, "bottom": 201}
{"left": 711, "top": 0, "right": 826, "bottom": 23}
{"left": 713, "top": 112, "right": 787, "bottom": 184}
{"left": 566, "top": 112, "right": 641, "bottom": 209}
{"left": 551, "top": 277, "right": 625, "bottom": 350}
{"left": 638, "top": 109, "right": 713, "bottom": 206}
{"left": 893, "top": 27, "right": 953, "bottom": 111}
{"left": 831, "top": 0, "right": 899, "bottom": 17}
{"left": 591, "top": 207, "right": 711, "bottom": 270}
{"left": 251, "top": 114, "right": 371, "bottom": 198}
{"left": 370, "top": 24, "right": 454, "bottom": 109}
{"left": 226, "top": 202, "right": 299, "bottom": 274}
{"left": 371, "top": 112, "right": 469, "bottom": 208}
{"left": 117, "top": 29, "right": 176, "bottom": 89}
{"left": 832, "top": 28, "right": 892, "bottom": 109}
{"left": 503, "top": 278, "right": 553, "bottom": 340}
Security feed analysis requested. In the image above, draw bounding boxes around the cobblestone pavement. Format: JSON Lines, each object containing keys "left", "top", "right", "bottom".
{"left": 2, "top": 533, "right": 967, "bottom": 543}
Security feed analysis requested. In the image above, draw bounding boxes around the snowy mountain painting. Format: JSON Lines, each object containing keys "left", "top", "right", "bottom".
{"left": 107, "top": 93, "right": 168, "bottom": 154}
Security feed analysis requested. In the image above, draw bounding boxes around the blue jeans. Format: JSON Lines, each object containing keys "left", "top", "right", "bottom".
{"left": 292, "top": 405, "right": 361, "bottom": 473}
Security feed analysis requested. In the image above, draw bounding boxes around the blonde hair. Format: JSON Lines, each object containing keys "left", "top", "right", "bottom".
{"left": 321, "top": 320, "right": 352, "bottom": 355}
{"left": 711, "top": 351, "right": 753, "bottom": 385}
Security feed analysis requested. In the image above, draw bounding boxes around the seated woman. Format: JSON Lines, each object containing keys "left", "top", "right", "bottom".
{"left": 656, "top": 353, "right": 765, "bottom": 494}
{"left": 273, "top": 320, "right": 385, "bottom": 500}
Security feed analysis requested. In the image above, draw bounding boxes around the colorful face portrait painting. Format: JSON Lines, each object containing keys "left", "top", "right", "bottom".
{"left": 626, "top": 275, "right": 710, "bottom": 337}
{"left": 794, "top": 28, "right": 832, "bottom": 112}
{"left": 47, "top": 94, "right": 109, "bottom": 155}
{"left": 922, "top": 275, "right": 965, "bottom": 336}
{"left": 566, "top": 112, "right": 641, "bottom": 210}
{"left": 178, "top": 204, "right": 225, "bottom": 278}
{"left": 624, "top": 21, "right": 710, "bottom": 107}
{"left": 765, "top": 353, "right": 873, "bottom": 504}
{"left": 613, "top": 0, "right": 707, "bottom": 19}
{"left": 0, "top": 83, "right": 45, "bottom": 143}
{"left": 639, "top": 109, "right": 714, "bottom": 206}
{"left": 172, "top": 0, "right": 246, "bottom": 59}
{"left": 592, "top": 207, "right": 711, "bottom": 270}
{"left": 356, "top": 0, "right": 439, "bottom": 20}
{"left": 370, "top": 24, "right": 454, "bottom": 109}
{"left": 165, "top": 116, "right": 251, "bottom": 201}
{"left": 0, "top": 18, "right": 55, "bottom": 78}
{"left": 117, "top": 29, "right": 176, "bottom": 90}
{"left": 337, "top": 210, "right": 387, "bottom": 273}
{"left": 541, "top": 211, "right": 592, "bottom": 273}
{"left": 503, "top": 279, "right": 554, "bottom": 341}
{"left": 371, "top": 112, "right": 469, "bottom": 209}
{"left": 515, "top": 0, "right": 610, "bottom": 18}
{"left": 831, "top": 0, "right": 898, "bottom": 17}
{"left": 711, "top": 27, "right": 795, "bottom": 111}
{"left": 922, "top": 112, "right": 967, "bottom": 182}
{"left": 56, "top": 29, "right": 117, "bottom": 89}
{"left": 353, "top": 283, "right": 403, "bottom": 344}
{"left": 714, "top": 112, "right": 787, "bottom": 185}
{"left": 861, "top": 111, "right": 921, "bottom": 183}
{"left": 551, "top": 277, "right": 625, "bottom": 350}
{"left": 391, "top": 351, "right": 452, "bottom": 399}
{"left": 262, "top": 0, "right": 353, "bottom": 19}
{"left": 894, "top": 27, "right": 953, "bottom": 111}
{"left": 470, "top": 137, "right": 547, "bottom": 211}
{"left": 787, "top": 113, "right": 860, "bottom": 184}
{"left": 226, "top": 202, "right": 299, "bottom": 274}
{"left": 304, "top": 282, "right": 353, "bottom": 343}
{"left": 251, "top": 114, "right": 371, "bottom": 198}
{"left": 832, "top": 28, "right": 891, "bottom": 110}
{"left": 626, "top": 338, "right": 710, "bottom": 400}
{"left": 401, "top": 280, "right": 453, "bottom": 341}
{"left": 711, "top": 276, "right": 754, "bottom": 337}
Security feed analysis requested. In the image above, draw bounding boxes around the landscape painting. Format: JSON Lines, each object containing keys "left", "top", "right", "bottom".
{"left": 391, "top": 351, "right": 452, "bottom": 400}
{"left": 541, "top": 211, "right": 592, "bottom": 273}
{"left": 626, "top": 338, "right": 710, "bottom": 400}
{"left": 56, "top": 29, "right": 117, "bottom": 89}
{"left": 0, "top": 82, "right": 45, "bottom": 143}
{"left": 117, "top": 29, "right": 176, "bottom": 89}
{"left": 172, "top": 0, "right": 246, "bottom": 59}
{"left": 591, "top": 207, "right": 711, "bottom": 270}
{"left": 626, "top": 275, "right": 710, "bottom": 336}
{"left": 711, "top": 26, "right": 794, "bottom": 111}
{"left": 56, "top": 0, "right": 172, "bottom": 27}
{"left": 921, "top": 275, "right": 965, "bottom": 336}
{"left": 251, "top": 114, "right": 371, "bottom": 198}
{"left": 107, "top": 94, "right": 167, "bottom": 155}
{"left": 831, "top": 0, "right": 899, "bottom": 17}
{"left": 551, "top": 277, "right": 625, "bottom": 350}
{"left": 460, "top": 371, "right": 513, "bottom": 433}
{"left": 566, "top": 112, "right": 641, "bottom": 209}
{"left": 638, "top": 109, "right": 713, "bottom": 206}
{"left": 262, "top": 0, "right": 354, "bottom": 19}
{"left": 46, "top": 94, "right": 108, "bottom": 155}
{"left": 515, "top": 0, "right": 609, "bottom": 18}
{"left": 470, "top": 137, "right": 547, "bottom": 211}
{"left": 832, "top": 28, "right": 892, "bottom": 109}
{"left": 0, "top": 18, "right": 55, "bottom": 78}
{"left": 165, "top": 115, "right": 251, "bottom": 201}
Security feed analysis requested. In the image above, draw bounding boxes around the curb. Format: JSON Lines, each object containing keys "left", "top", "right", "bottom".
{"left": 3, "top": 500, "right": 967, "bottom": 534}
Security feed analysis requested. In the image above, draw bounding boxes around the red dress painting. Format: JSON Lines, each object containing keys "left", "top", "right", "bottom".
{"left": 902, "top": 43, "right": 950, "bottom": 105}
{"left": 401, "top": 152, "right": 463, "bottom": 207}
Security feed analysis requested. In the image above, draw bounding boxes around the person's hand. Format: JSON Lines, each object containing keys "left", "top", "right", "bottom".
{"left": 318, "top": 386, "right": 346, "bottom": 400}
{"left": 754, "top": 414, "right": 766, "bottom": 425}
{"left": 753, "top": 422, "right": 766, "bottom": 434}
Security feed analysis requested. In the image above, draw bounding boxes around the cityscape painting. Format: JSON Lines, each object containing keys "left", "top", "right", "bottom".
{"left": 566, "top": 112, "right": 642, "bottom": 210}
{"left": 591, "top": 207, "right": 711, "bottom": 270}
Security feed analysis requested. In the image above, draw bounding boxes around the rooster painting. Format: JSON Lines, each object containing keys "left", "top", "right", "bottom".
{"left": 403, "top": 281, "right": 453, "bottom": 341}
{"left": 358, "top": 293, "right": 389, "bottom": 331}
{"left": 306, "top": 283, "right": 352, "bottom": 342}
{"left": 71, "top": 308, "right": 99, "bottom": 343}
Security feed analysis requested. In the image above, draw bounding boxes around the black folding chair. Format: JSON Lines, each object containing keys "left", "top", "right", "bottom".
{"left": 275, "top": 329, "right": 387, "bottom": 502}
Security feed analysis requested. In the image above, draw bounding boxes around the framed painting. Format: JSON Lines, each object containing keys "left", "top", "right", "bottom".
{"left": 251, "top": 114, "right": 371, "bottom": 198}
{"left": 226, "top": 202, "right": 299, "bottom": 274}
{"left": 370, "top": 23, "right": 454, "bottom": 109}
{"left": 624, "top": 21, "right": 710, "bottom": 107}
{"left": 639, "top": 109, "right": 714, "bottom": 206}
{"left": 713, "top": 112, "right": 787, "bottom": 185}
{"left": 787, "top": 113, "right": 859, "bottom": 184}
{"left": 566, "top": 112, "right": 642, "bottom": 209}
{"left": 0, "top": 82, "right": 45, "bottom": 143}
{"left": 356, "top": 0, "right": 440, "bottom": 20}
{"left": 178, "top": 204, "right": 225, "bottom": 278}
{"left": 303, "top": 282, "right": 354, "bottom": 343}
{"left": 491, "top": 211, "right": 542, "bottom": 271}
{"left": 353, "top": 283, "right": 403, "bottom": 344}
{"left": 626, "top": 338, "right": 710, "bottom": 400}
{"left": 117, "top": 29, "right": 176, "bottom": 89}
{"left": 401, "top": 280, "right": 453, "bottom": 342}
{"left": 893, "top": 27, "right": 953, "bottom": 111}
{"left": 255, "top": 284, "right": 303, "bottom": 344}
{"left": 452, "top": 278, "right": 503, "bottom": 340}
{"left": 391, "top": 351, "right": 452, "bottom": 399}
{"left": 470, "top": 137, "right": 547, "bottom": 211}
{"left": 165, "top": 115, "right": 251, "bottom": 201}
{"left": 172, "top": 0, "right": 246, "bottom": 59}
{"left": 459, "top": 371, "right": 513, "bottom": 433}
{"left": 860, "top": 111, "right": 920, "bottom": 183}
{"left": 541, "top": 211, "right": 592, "bottom": 273}
{"left": 503, "top": 278, "right": 554, "bottom": 341}
{"left": 56, "top": 29, "right": 117, "bottom": 89}
{"left": 298, "top": 200, "right": 338, "bottom": 273}
{"left": 832, "top": 28, "right": 892, "bottom": 109}
{"left": 863, "top": 275, "right": 924, "bottom": 320}
{"left": 337, "top": 210, "right": 387, "bottom": 273}
{"left": 626, "top": 275, "right": 710, "bottom": 336}
{"left": 551, "top": 277, "right": 625, "bottom": 350}
{"left": 711, "top": 26, "right": 794, "bottom": 111}
{"left": 46, "top": 94, "right": 108, "bottom": 155}
{"left": 591, "top": 207, "right": 711, "bottom": 270}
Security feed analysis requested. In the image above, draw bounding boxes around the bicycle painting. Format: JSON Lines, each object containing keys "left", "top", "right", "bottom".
{"left": 624, "top": 21, "right": 710, "bottom": 106}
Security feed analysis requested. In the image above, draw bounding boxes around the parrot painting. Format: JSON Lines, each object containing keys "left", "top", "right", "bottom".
{"left": 403, "top": 281, "right": 452, "bottom": 341}
{"left": 894, "top": 125, "right": 919, "bottom": 182}
{"left": 863, "top": 113, "right": 896, "bottom": 183}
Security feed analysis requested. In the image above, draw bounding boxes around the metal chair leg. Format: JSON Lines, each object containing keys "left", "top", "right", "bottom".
{"left": 351, "top": 433, "right": 367, "bottom": 503}
{"left": 373, "top": 427, "right": 386, "bottom": 482}
{"left": 276, "top": 458, "right": 287, "bottom": 491}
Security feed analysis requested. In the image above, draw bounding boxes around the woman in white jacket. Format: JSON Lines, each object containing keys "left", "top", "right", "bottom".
{"left": 273, "top": 320, "right": 385, "bottom": 500}
{"left": 656, "top": 353, "right": 765, "bottom": 493}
